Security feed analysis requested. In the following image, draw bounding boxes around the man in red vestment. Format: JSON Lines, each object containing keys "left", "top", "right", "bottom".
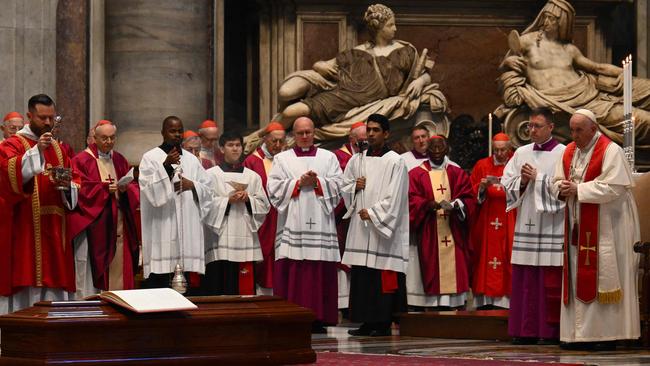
{"left": 469, "top": 133, "right": 515, "bottom": 310}
{"left": 69, "top": 120, "right": 140, "bottom": 298}
{"left": 0, "top": 112, "right": 25, "bottom": 288}
{"left": 408, "top": 135, "right": 476, "bottom": 309}
{"left": 2, "top": 111, "right": 25, "bottom": 141}
{"left": 182, "top": 130, "right": 202, "bottom": 158}
{"left": 0, "top": 94, "right": 79, "bottom": 313}
{"left": 243, "top": 121, "right": 286, "bottom": 295}
{"left": 333, "top": 121, "right": 367, "bottom": 312}
{"left": 198, "top": 120, "right": 224, "bottom": 169}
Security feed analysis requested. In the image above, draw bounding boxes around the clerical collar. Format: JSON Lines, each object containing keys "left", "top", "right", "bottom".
{"left": 260, "top": 144, "right": 273, "bottom": 159}
{"left": 366, "top": 145, "right": 390, "bottom": 157}
{"left": 411, "top": 149, "right": 428, "bottom": 159}
{"left": 533, "top": 137, "right": 558, "bottom": 152}
{"left": 16, "top": 124, "right": 38, "bottom": 141}
{"left": 159, "top": 142, "right": 183, "bottom": 154}
{"left": 493, "top": 156, "right": 507, "bottom": 166}
{"left": 98, "top": 149, "right": 112, "bottom": 160}
{"left": 429, "top": 156, "right": 449, "bottom": 170}
{"left": 579, "top": 131, "right": 601, "bottom": 152}
{"left": 293, "top": 145, "right": 317, "bottom": 157}
{"left": 220, "top": 161, "right": 244, "bottom": 173}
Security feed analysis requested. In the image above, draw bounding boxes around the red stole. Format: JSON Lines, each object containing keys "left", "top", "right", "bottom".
{"left": 562, "top": 134, "right": 610, "bottom": 304}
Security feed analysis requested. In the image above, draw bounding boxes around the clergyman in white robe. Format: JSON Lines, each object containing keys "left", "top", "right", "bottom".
{"left": 341, "top": 144, "right": 410, "bottom": 331}
{"left": 139, "top": 146, "right": 214, "bottom": 291}
{"left": 501, "top": 138, "right": 565, "bottom": 339}
{"left": 203, "top": 163, "right": 270, "bottom": 295}
{"left": 267, "top": 145, "right": 342, "bottom": 325}
{"left": 552, "top": 131, "right": 640, "bottom": 343}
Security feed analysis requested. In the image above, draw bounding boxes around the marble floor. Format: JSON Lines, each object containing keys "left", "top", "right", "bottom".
{"left": 313, "top": 324, "right": 650, "bottom": 366}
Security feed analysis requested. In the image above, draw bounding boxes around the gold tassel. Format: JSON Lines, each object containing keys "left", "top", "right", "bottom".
{"left": 598, "top": 289, "right": 622, "bottom": 304}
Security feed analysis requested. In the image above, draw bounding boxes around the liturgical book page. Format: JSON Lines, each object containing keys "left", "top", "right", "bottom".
{"left": 99, "top": 288, "right": 198, "bottom": 313}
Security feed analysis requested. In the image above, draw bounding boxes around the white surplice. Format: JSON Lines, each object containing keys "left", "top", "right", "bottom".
{"left": 502, "top": 142, "right": 566, "bottom": 266}
{"left": 139, "top": 147, "right": 214, "bottom": 277}
{"left": 204, "top": 166, "right": 269, "bottom": 263}
{"left": 552, "top": 132, "right": 640, "bottom": 342}
{"left": 401, "top": 150, "right": 428, "bottom": 171}
{"left": 340, "top": 150, "right": 410, "bottom": 274}
{"left": 267, "top": 148, "right": 342, "bottom": 262}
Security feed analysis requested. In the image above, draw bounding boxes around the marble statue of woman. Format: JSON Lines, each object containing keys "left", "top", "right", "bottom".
{"left": 245, "top": 3, "right": 448, "bottom": 152}
{"left": 497, "top": 0, "right": 650, "bottom": 165}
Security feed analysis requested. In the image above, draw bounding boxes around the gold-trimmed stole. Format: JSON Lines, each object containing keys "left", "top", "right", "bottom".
{"left": 428, "top": 168, "right": 458, "bottom": 294}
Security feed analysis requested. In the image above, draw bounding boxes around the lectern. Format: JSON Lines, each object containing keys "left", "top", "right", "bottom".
{"left": 0, "top": 295, "right": 316, "bottom": 365}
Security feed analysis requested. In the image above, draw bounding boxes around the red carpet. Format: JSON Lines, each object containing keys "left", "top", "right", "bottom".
{"left": 307, "top": 352, "right": 583, "bottom": 365}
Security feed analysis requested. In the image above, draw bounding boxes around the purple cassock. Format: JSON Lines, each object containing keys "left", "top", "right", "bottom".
{"left": 508, "top": 137, "right": 562, "bottom": 340}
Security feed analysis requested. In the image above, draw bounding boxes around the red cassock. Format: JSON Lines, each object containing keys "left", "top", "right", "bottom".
{"left": 333, "top": 144, "right": 355, "bottom": 261}
{"left": 68, "top": 144, "right": 140, "bottom": 291}
{"left": 0, "top": 135, "right": 78, "bottom": 296}
{"left": 408, "top": 161, "right": 476, "bottom": 295}
{"left": 243, "top": 147, "right": 277, "bottom": 289}
{"left": 469, "top": 157, "right": 515, "bottom": 298}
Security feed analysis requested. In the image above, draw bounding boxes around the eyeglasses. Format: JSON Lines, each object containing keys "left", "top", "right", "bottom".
{"left": 526, "top": 123, "right": 550, "bottom": 130}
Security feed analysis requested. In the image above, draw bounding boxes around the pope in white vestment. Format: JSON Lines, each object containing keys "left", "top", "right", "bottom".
{"left": 552, "top": 110, "right": 640, "bottom": 345}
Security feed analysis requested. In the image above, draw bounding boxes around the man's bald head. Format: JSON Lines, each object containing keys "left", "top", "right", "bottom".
{"left": 293, "top": 116, "right": 314, "bottom": 130}
{"left": 293, "top": 117, "right": 315, "bottom": 148}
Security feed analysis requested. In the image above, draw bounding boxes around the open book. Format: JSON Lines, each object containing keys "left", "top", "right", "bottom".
{"left": 98, "top": 288, "right": 198, "bottom": 313}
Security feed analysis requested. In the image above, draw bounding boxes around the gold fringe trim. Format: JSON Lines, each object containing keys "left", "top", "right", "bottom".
{"left": 8, "top": 157, "right": 20, "bottom": 194}
{"left": 598, "top": 289, "right": 622, "bottom": 304}
{"left": 15, "top": 135, "right": 43, "bottom": 286}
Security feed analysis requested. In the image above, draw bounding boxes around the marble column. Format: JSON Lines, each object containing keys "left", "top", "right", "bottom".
{"left": 0, "top": 0, "right": 58, "bottom": 118}
{"left": 106, "top": 0, "right": 211, "bottom": 164}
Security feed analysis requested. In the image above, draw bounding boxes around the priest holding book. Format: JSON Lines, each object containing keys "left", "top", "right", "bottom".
{"left": 203, "top": 131, "right": 270, "bottom": 295}
{"left": 69, "top": 120, "right": 140, "bottom": 299}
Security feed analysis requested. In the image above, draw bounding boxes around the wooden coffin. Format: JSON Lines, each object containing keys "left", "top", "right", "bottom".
{"left": 0, "top": 295, "right": 316, "bottom": 365}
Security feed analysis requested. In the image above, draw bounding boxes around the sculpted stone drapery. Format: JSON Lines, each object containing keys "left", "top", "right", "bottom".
{"left": 496, "top": 0, "right": 650, "bottom": 166}
{"left": 244, "top": 4, "right": 449, "bottom": 153}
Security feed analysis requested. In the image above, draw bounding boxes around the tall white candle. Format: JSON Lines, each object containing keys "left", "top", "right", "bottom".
{"left": 488, "top": 113, "right": 493, "bottom": 156}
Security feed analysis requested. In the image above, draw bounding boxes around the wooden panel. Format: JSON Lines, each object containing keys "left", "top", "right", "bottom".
{"left": 400, "top": 310, "right": 510, "bottom": 341}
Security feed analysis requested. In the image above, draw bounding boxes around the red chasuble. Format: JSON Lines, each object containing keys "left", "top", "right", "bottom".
{"left": 469, "top": 156, "right": 515, "bottom": 298}
{"left": 243, "top": 147, "right": 277, "bottom": 289}
{"left": 0, "top": 135, "right": 78, "bottom": 296}
{"left": 334, "top": 143, "right": 354, "bottom": 172}
{"left": 333, "top": 144, "right": 355, "bottom": 263}
{"left": 408, "top": 161, "right": 476, "bottom": 295}
{"left": 69, "top": 144, "right": 140, "bottom": 291}
{"left": 562, "top": 134, "right": 610, "bottom": 304}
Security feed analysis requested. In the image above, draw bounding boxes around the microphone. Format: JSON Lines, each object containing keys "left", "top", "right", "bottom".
{"left": 356, "top": 140, "right": 369, "bottom": 152}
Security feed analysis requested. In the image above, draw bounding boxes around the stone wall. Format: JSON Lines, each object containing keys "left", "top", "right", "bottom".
{"left": 104, "top": 0, "right": 212, "bottom": 163}
{"left": 0, "top": 0, "right": 57, "bottom": 118}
